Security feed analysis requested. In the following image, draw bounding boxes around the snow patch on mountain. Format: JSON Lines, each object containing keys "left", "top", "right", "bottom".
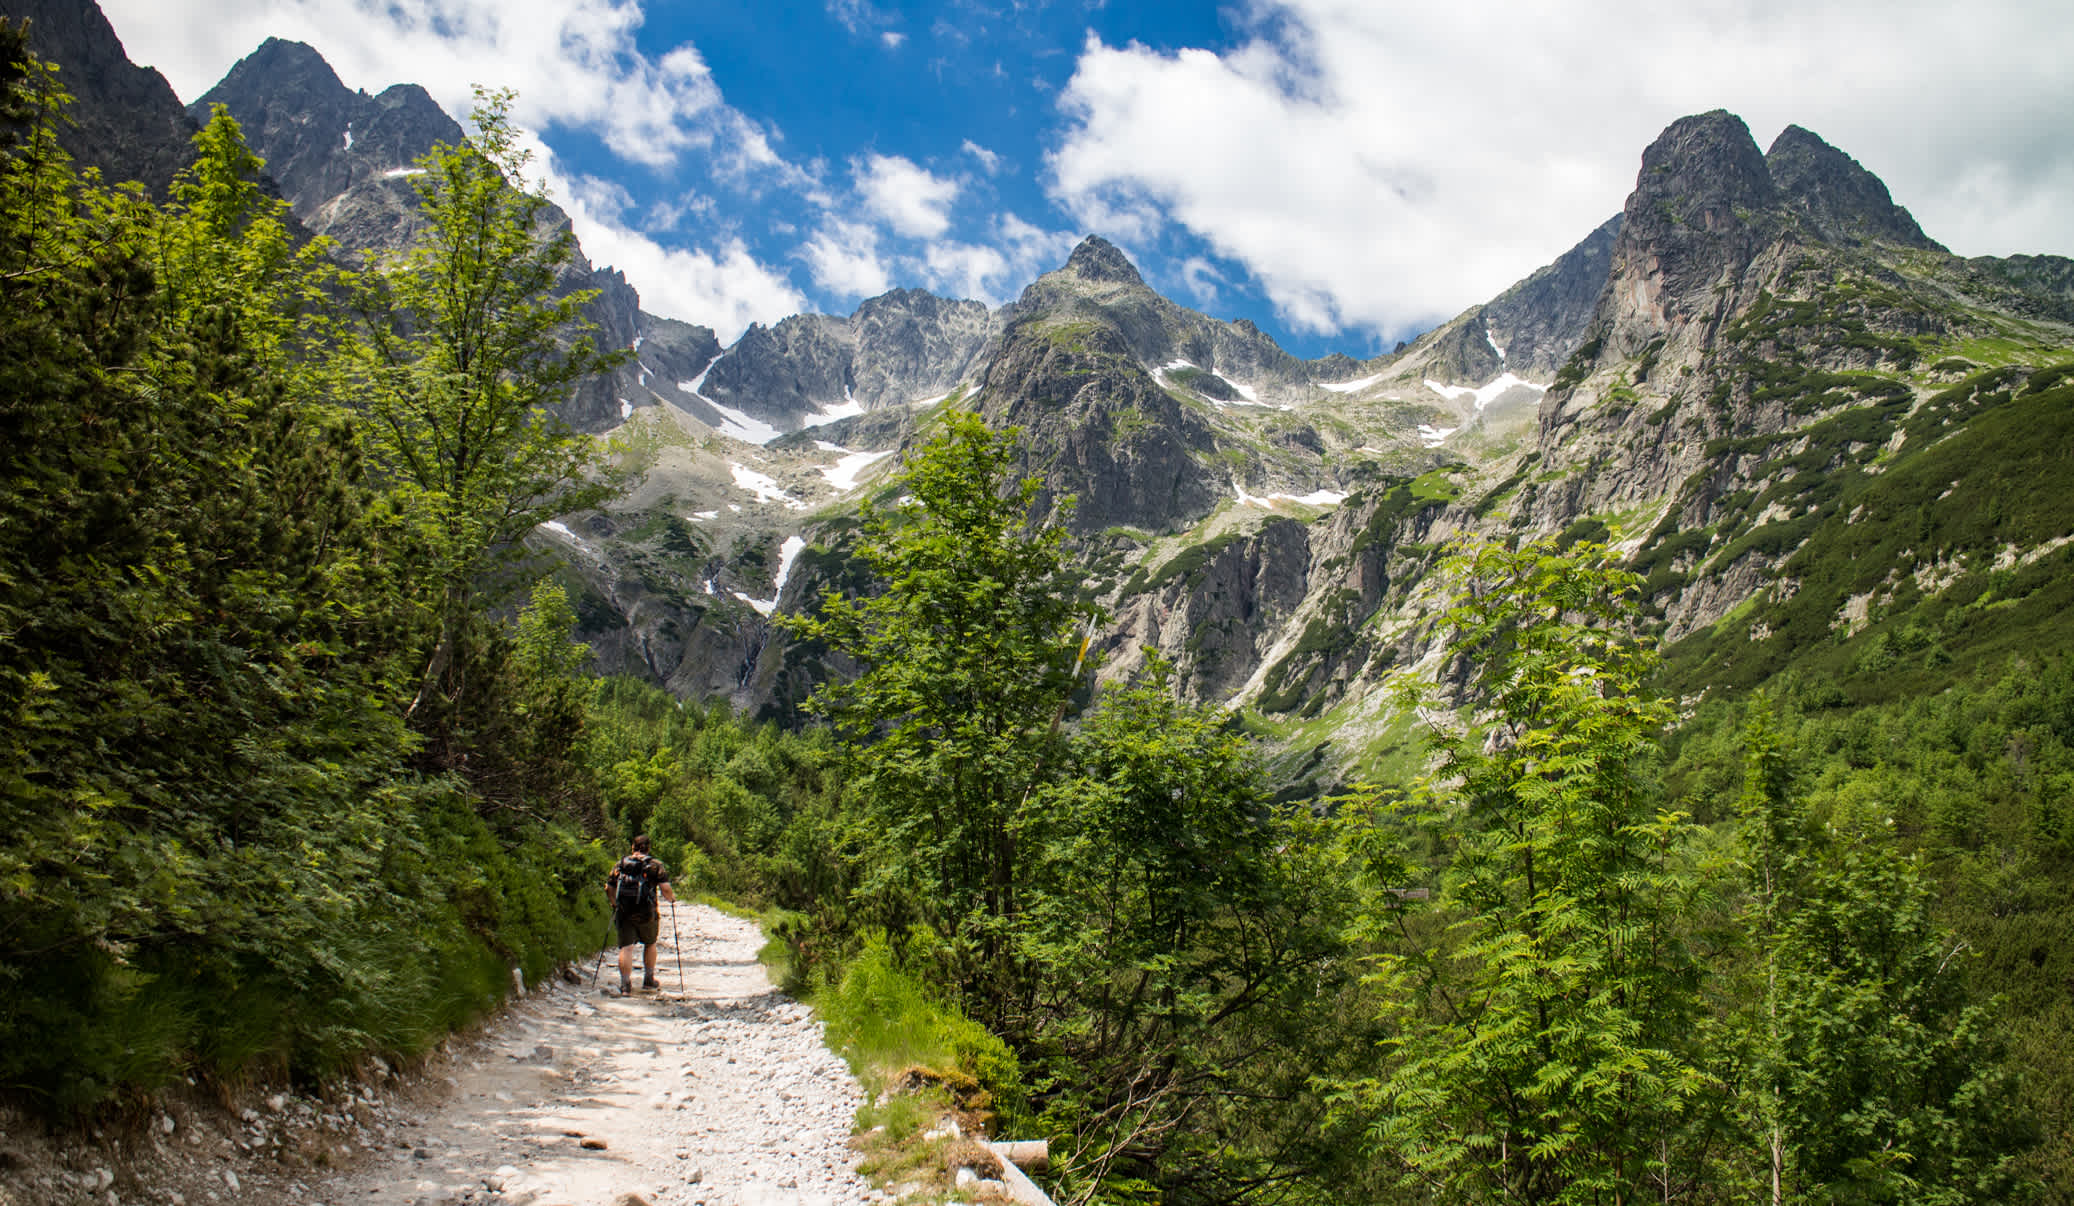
{"left": 734, "top": 535, "right": 808, "bottom": 616}
{"left": 818, "top": 449, "right": 893, "bottom": 492}
{"left": 729, "top": 463, "right": 805, "bottom": 510}
{"left": 801, "top": 386, "right": 865, "bottom": 430}
{"left": 1233, "top": 480, "right": 1347, "bottom": 508}
{"left": 1424, "top": 372, "right": 1545, "bottom": 411}
{"left": 1320, "top": 370, "right": 1386, "bottom": 394}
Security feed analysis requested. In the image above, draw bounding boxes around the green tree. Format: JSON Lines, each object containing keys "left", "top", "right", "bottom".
{"left": 1735, "top": 705, "right": 2031, "bottom": 1203}
{"left": 1017, "top": 660, "right": 1360, "bottom": 1203}
{"left": 1334, "top": 541, "right": 1711, "bottom": 1204}
{"left": 786, "top": 411, "right": 1087, "bottom": 1015}
{"left": 343, "top": 87, "right": 624, "bottom": 739}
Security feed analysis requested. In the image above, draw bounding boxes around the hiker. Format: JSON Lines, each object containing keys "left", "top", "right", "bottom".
{"left": 606, "top": 835, "right": 677, "bottom": 995}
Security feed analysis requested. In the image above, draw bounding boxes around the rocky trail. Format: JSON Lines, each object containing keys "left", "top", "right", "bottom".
{"left": 0, "top": 907, "right": 884, "bottom": 1206}
{"left": 321, "top": 905, "right": 877, "bottom": 1206}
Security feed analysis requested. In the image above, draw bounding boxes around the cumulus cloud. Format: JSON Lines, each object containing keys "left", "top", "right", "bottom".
{"left": 102, "top": 0, "right": 808, "bottom": 181}
{"left": 854, "top": 154, "right": 960, "bottom": 240}
{"left": 917, "top": 214, "right": 1078, "bottom": 304}
{"left": 802, "top": 219, "right": 894, "bottom": 297}
{"left": 1049, "top": 0, "right": 2074, "bottom": 340}
{"left": 554, "top": 164, "right": 807, "bottom": 342}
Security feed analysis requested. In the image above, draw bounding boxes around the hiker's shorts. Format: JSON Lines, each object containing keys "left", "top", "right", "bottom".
{"left": 615, "top": 908, "right": 660, "bottom": 948}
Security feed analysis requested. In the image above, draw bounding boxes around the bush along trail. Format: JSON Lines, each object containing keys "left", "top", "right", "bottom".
{"left": 0, "top": 907, "right": 881, "bottom": 1206}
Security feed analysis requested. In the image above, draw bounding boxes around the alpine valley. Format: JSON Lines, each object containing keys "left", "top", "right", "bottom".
{"left": 13, "top": 0, "right": 2074, "bottom": 1200}
{"left": 185, "top": 34, "right": 2074, "bottom": 799}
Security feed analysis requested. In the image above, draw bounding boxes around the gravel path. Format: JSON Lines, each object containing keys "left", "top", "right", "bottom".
{"left": 319, "top": 905, "right": 881, "bottom": 1206}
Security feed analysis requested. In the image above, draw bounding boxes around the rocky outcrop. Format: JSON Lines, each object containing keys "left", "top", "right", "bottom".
{"left": 848, "top": 288, "right": 995, "bottom": 408}
{"left": 1104, "top": 518, "right": 1313, "bottom": 702}
{"left": 979, "top": 316, "right": 1222, "bottom": 534}
{"left": 8, "top": 0, "right": 196, "bottom": 197}
{"left": 193, "top": 37, "right": 462, "bottom": 239}
{"left": 1766, "top": 125, "right": 1942, "bottom": 251}
{"left": 1595, "top": 110, "right": 1781, "bottom": 361}
{"left": 1412, "top": 309, "right": 1506, "bottom": 386}
{"left": 194, "top": 37, "right": 686, "bottom": 434}
{"left": 1009, "top": 236, "right": 1320, "bottom": 401}
{"left": 701, "top": 314, "right": 856, "bottom": 421}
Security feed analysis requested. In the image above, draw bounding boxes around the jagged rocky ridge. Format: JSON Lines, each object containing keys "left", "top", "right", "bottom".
{"left": 35, "top": 3, "right": 2074, "bottom": 784}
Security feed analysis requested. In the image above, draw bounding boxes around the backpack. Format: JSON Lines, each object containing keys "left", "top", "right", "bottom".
{"left": 611, "top": 854, "right": 658, "bottom": 916}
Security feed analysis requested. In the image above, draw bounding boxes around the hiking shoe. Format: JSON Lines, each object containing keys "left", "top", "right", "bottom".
{"left": 642, "top": 974, "right": 659, "bottom": 990}
{"left": 619, "top": 975, "right": 633, "bottom": 995}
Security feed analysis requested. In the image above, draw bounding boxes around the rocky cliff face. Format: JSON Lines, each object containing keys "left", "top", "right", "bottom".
{"left": 849, "top": 289, "right": 996, "bottom": 407}
{"left": 7, "top": 0, "right": 195, "bottom": 197}
{"left": 979, "top": 313, "right": 1223, "bottom": 534}
{"left": 1009, "top": 236, "right": 1320, "bottom": 402}
{"left": 1481, "top": 215, "right": 1622, "bottom": 378}
{"left": 194, "top": 37, "right": 461, "bottom": 241}
{"left": 690, "top": 289, "right": 997, "bottom": 430}
{"left": 1507, "top": 111, "right": 2072, "bottom": 666}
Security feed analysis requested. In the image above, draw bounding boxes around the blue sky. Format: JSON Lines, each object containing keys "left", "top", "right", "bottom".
{"left": 101, "top": 0, "right": 2074, "bottom": 358}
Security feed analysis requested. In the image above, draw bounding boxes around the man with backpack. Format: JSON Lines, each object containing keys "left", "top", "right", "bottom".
{"left": 605, "top": 835, "right": 677, "bottom": 995}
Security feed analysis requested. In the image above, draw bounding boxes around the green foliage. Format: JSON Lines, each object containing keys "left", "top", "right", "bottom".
{"left": 1730, "top": 701, "right": 2030, "bottom": 1203}
{"left": 1016, "top": 661, "right": 1360, "bottom": 1199}
{"left": 1665, "top": 372, "right": 2074, "bottom": 697}
{"left": 1332, "top": 542, "right": 1711, "bottom": 1203}
{"left": 784, "top": 412, "right": 1089, "bottom": 1012}
{"left": 341, "top": 88, "right": 628, "bottom": 790}
{"left": 1666, "top": 666, "right": 2070, "bottom": 1194}
{"left": 819, "top": 929, "right": 1022, "bottom": 1112}
{"left": 0, "top": 54, "right": 620, "bottom": 1114}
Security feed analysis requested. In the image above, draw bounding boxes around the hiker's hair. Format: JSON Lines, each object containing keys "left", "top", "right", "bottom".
{"left": 632, "top": 835, "right": 651, "bottom": 853}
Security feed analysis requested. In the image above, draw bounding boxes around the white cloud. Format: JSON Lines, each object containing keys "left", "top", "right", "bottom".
{"left": 555, "top": 166, "right": 806, "bottom": 343}
{"left": 854, "top": 154, "right": 960, "bottom": 240}
{"left": 961, "top": 139, "right": 1002, "bottom": 174}
{"left": 101, "top": 0, "right": 809, "bottom": 181}
{"left": 802, "top": 219, "right": 893, "bottom": 297}
{"left": 917, "top": 214, "right": 1078, "bottom": 304}
{"left": 882, "top": 31, "right": 907, "bottom": 49}
{"left": 1178, "top": 256, "right": 1225, "bottom": 305}
{"left": 1049, "top": 0, "right": 2074, "bottom": 340}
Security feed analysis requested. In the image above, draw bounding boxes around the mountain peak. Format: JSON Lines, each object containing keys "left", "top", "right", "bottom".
{"left": 1766, "top": 124, "right": 1943, "bottom": 251}
{"left": 1063, "top": 235, "right": 1145, "bottom": 287}
{"left": 1630, "top": 110, "right": 1775, "bottom": 231}
{"left": 215, "top": 37, "right": 349, "bottom": 99}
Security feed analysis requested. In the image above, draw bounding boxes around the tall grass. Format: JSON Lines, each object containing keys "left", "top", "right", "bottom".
{"left": 817, "top": 930, "right": 1021, "bottom": 1115}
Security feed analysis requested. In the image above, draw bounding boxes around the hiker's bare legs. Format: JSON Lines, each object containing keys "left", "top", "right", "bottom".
{"left": 618, "top": 943, "right": 637, "bottom": 984}
{"left": 644, "top": 942, "right": 660, "bottom": 979}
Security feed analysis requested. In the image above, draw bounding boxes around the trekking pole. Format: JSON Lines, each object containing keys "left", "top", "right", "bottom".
{"left": 588, "top": 910, "right": 612, "bottom": 985}
{"left": 669, "top": 902, "right": 685, "bottom": 995}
